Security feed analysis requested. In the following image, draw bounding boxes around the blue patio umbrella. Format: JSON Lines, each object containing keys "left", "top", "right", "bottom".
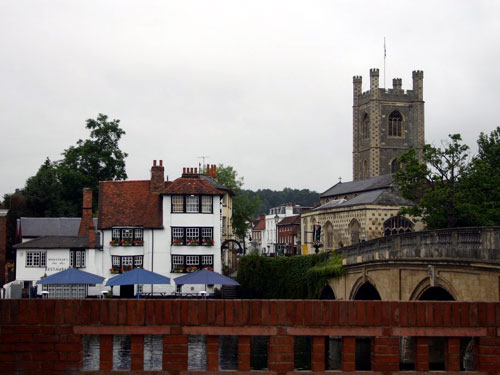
{"left": 174, "top": 269, "right": 239, "bottom": 286}
{"left": 106, "top": 267, "right": 171, "bottom": 286}
{"left": 37, "top": 268, "right": 105, "bottom": 285}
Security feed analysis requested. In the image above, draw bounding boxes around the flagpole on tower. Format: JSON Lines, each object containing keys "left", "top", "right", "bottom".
{"left": 384, "top": 37, "right": 386, "bottom": 89}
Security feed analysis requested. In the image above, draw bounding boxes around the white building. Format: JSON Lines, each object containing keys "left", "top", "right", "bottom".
{"left": 262, "top": 204, "right": 309, "bottom": 256}
{"left": 11, "top": 161, "right": 225, "bottom": 298}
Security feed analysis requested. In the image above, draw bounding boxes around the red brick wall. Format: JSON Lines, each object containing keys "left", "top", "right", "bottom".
{"left": 0, "top": 299, "right": 499, "bottom": 374}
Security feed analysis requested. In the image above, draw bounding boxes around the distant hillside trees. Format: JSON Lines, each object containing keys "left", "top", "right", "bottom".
{"left": 245, "top": 188, "right": 320, "bottom": 216}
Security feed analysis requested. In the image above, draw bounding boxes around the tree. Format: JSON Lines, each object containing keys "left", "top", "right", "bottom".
{"left": 21, "top": 114, "right": 128, "bottom": 216}
{"left": 460, "top": 127, "right": 500, "bottom": 225}
{"left": 395, "top": 134, "right": 470, "bottom": 229}
{"left": 216, "top": 164, "right": 260, "bottom": 240}
{"left": 23, "top": 158, "right": 68, "bottom": 217}
{"left": 58, "top": 113, "right": 128, "bottom": 212}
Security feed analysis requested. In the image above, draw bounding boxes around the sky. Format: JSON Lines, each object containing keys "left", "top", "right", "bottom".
{"left": 1, "top": 0, "right": 500, "bottom": 199}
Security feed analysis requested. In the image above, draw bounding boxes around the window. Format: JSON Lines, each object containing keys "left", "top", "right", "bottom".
{"left": 171, "top": 195, "right": 213, "bottom": 213}
{"left": 111, "top": 228, "right": 144, "bottom": 246}
{"left": 171, "top": 227, "right": 213, "bottom": 246}
{"left": 384, "top": 216, "right": 414, "bottom": 236}
{"left": 110, "top": 255, "right": 144, "bottom": 273}
{"left": 362, "top": 113, "right": 369, "bottom": 139}
{"left": 70, "top": 250, "right": 86, "bottom": 268}
{"left": 201, "top": 228, "right": 213, "bottom": 245}
{"left": 186, "top": 228, "right": 200, "bottom": 245}
{"left": 26, "top": 251, "right": 46, "bottom": 267}
{"left": 388, "top": 110, "right": 403, "bottom": 137}
{"left": 170, "top": 255, "right": 214, "bottom": 273}
{"left": 172, "top": 196, "right": 184, "bottom": 212}
{"left": 201, "top": 196, "right": 212, "bottom": 213}
{"left": 186, "top": 196, "right": 199, "bottom": 213}
{"left": 222, "top": 217, "right": 227, "bottom": 235}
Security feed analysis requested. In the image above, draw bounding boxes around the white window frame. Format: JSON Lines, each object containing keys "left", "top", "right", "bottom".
{"left": 70, "top": 250, "right": 86, "bottom": 268}
{"left": 186, "top": 195, "right": 199, "bottom": 213}
{"left": 172, "top": 196, "right": 184, "bottom": 212}
{"left": 26, "top": 250, "right": 47, "bottom": 268}
{"left": 186, "top": 256, "right": 198, "bottom": 266}
{"left": 201, "top": 196, "right": 212, "bottom": 213}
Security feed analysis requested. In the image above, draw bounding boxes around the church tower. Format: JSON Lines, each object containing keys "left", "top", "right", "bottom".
{"left": 352, "top": 68, "right": 424, "bottom": 180}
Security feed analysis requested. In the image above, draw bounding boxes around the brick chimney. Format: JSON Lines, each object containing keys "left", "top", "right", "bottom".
{"left": 88, "top": 222, "right": 96, "bottom": 249}
{"left": 151, "top": 160, "right": 165, "bottom": 193}
{"left": 78, "top": 188, "right": 93, "bottom": 236}
{"left": 211, "top": 164, "right": 217, "bottom": 179}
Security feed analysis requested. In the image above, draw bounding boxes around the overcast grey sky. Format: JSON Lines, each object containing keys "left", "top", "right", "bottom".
{"left": 1, "top": 0, "right": 500, "bottom": 198}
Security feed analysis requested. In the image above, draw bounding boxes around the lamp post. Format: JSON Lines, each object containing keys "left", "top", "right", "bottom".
{"left": 274, "top": 214, "right": 280, "bottom": 256}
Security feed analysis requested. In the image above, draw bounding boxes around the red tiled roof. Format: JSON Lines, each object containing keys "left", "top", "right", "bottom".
{"left": 163, "top": 176, "right": 224, "bottom": 196}
{"left": 277, "top": 215, "right": 301, "bottom": 226}
{"left": 98, "top": 180, "right": 165, "bottom": 229}
{"left": 253, "top": 218, "right": 265, "bottom": 231}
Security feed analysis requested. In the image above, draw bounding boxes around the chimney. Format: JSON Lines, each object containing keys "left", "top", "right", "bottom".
{"left": 151, "top": 159, "right": 165, "bottom": 193}
{"left": 78, "top": 188, "right": 93, "bottom": 236}
{"left": 88, "top": 223, "right": 96, "bottom": 249}
{"left": 212, "top": 165, "right": 217, "bottom": 179}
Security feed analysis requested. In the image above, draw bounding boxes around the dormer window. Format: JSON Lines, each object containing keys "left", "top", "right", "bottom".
{"left": 388, "top": 110, "right": 403, "bottom": 137}
{"left": 171, "top": 195, "right": 213, "bottom": 213}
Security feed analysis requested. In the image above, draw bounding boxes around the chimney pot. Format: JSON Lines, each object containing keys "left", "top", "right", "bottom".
{"left": 159, "top": 160, "right": 163, "bottom": 167}
{"left": 195, "top": 167, "right": 198, "bottom": 174}
{"left": 153, "top": 160, "right": 157, "bottom": 167}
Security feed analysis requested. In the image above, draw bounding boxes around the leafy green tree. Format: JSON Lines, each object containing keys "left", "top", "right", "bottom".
{"left": 23, "top": 158, "right": 67, "bottom": 217}
{"left": 460, "top": 127, "right": 500, "bottom": 225}
{"left": 58, "top": 113, "right": 128, "bottom": 212}
{"left": 216, "top": 164, "right": 260, "bottom": 240}
{"left": 22, "top": 114, "right": 127, "bottom": 217}
{"left": 395, "top": 134, "right": 470, "bottom": 229}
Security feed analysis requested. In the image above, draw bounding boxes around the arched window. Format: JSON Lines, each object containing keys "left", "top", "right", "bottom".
{"left": 388, "top": 110, "right": 403, "bottom": 137}
{"left": 361, "top": 113, "right": 369, "bottom": 139}
{"left": 383, "top": 216, "right": 413, "bottom": 236}
{"left": 323, "top": 222, "right": 334, "bottom": 250}
{"left": 349, "top": 219, "right": 361, "bottom": 245}
{"left": 391, "top": 159, "right": 400, "bottom": 173}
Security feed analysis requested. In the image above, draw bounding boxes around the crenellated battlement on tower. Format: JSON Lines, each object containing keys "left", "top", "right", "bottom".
{"left": 352, "top": 68, "right": 425, "bottom": 180}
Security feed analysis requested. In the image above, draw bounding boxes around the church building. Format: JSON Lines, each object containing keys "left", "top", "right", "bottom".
{"left": 301, "top": 69, "right": 425, "bottom": 254}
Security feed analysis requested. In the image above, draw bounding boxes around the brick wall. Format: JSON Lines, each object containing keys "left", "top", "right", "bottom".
{"left": 1, "top": 299, "right": 500, "bottom": 374}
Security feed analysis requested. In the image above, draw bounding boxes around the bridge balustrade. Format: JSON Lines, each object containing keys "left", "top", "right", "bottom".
{"left": 1, "top": 299, "right": 500, "bottom": 374}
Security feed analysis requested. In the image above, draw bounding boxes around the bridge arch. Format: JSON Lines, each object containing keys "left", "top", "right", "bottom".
{"left": 350, "top": 277, "right": 382, "bottom": 300}
{"left": 409, "top": 276, "right": 458, "bottom": 301}
{"left": 319, "top": 285, "right": 336, "bottom": 300}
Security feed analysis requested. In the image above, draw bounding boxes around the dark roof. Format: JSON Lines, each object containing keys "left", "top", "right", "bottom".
{"left": 18, "top": 217, "right": 98, "bottom": 238}
{"left": 13, "top": 235, "right": 101, "bottom": 249}
{"left": 200, "top": 175, "right": 235, "bottom": 196}
{"left": 314, "top": 189, "right": 413, "bottom": 211}
{"left": 320, "top": 174, "right": 394, "bottom": 198}
{"left": 98, "top": 180, "right": 164, "bottom": 229}
{"left": 163, "top": 176, "right": 224, "bottom": 196}
{"left": 277, "top": 215, "right": 301, "bottom": 226}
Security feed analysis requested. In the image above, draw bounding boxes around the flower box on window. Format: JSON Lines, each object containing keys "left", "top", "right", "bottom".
{"left": 173, "top": 239, "right": 184, "bottom": 246}
{"left": 187, "top": 239, "right": 200, "bottom": 246}
{"left": 202, "top": 239, "right": 214, "bottom": 246}
{"left": 172, "top": 265, "right": 185, "bottom": 273}
{"left": 133, "top": 239, "right": 144, "bottom": 246}
{"left": 186, "top": 266, "right": 198, "bottom": 273}
{"left": 110, "top": 266, "right": 120, "bottom": 274}
{"left": 202, "top": 266, "right": 213, "bottom": 271}
{"left": 110, "top": 239, "right": 120, "bottom": 246}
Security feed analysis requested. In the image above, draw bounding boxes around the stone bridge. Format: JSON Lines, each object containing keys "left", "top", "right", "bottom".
{"left": 325, "top": 227, "right": 500, "bottom": 302}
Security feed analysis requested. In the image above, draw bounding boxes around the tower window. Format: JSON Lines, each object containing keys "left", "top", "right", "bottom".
{"left": 388, "top": 111, "right": 403, "bottom": 137}
{"left": 362, "top": 113, "right": 369, "bottom": 139}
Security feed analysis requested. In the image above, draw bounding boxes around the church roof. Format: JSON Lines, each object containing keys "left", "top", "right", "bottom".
{"left": 314, "top": 189, "right": 413, "bottom": 211}
{"left": 320, "top": 174, "right": 394, "bottom": 199}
